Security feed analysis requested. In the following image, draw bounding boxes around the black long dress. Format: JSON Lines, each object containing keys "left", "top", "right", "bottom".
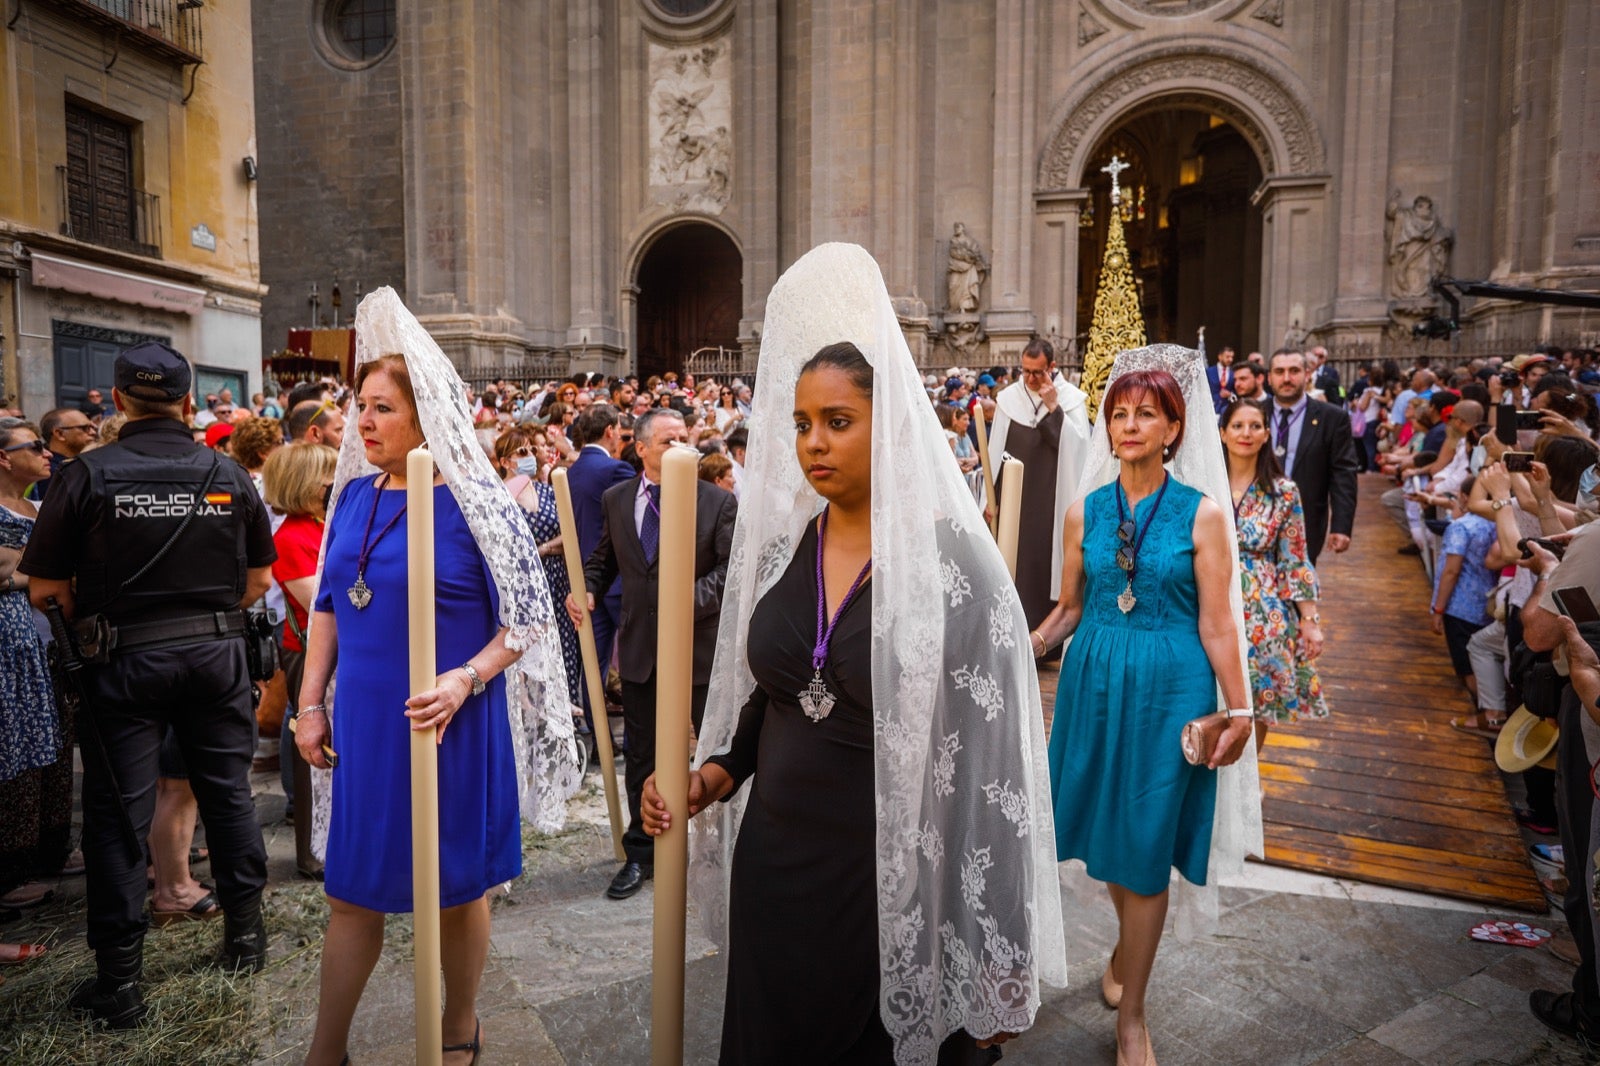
{"left": 706, "top": 520, "right": 995, "bottom": 1066}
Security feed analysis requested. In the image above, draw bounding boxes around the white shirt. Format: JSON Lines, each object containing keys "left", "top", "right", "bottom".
{"left": 1271, "top": 395, "right": 1310, "bottom": 478}
{"left": 730, "top": 456, "right": 744, "bottom": 498}
{"left": 634, "top": 474, "right": 659, "bottom": 537}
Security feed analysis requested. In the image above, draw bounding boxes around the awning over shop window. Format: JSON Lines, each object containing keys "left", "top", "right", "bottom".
{"left": 30, "top": 252, "right": 206, "bottom": 316}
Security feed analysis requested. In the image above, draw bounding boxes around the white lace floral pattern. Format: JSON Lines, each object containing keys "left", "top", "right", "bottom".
{"left": 307, "top": 288, "right": 581, "bottom": 860}
{"left": 1070, "top": 342, "right": 1265, "bottom": 937}
{"left": 688, "top": 244, "right": 1066, "bottom": 1065}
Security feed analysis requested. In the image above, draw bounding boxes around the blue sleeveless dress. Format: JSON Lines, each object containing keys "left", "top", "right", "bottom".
{"left": 1048, "top": 477, "right": 1218, "bottom": 895}
{"left": 314, "top": 477, "right": 522, "bottom": 911}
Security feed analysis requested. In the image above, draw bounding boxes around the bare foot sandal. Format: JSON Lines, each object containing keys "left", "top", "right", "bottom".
{"left": 1450, "top": 712, "right": 1505, "bottom": 738}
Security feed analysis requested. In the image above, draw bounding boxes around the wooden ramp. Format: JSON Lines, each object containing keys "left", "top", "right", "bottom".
{"left": 1256, "top": 474, "right": 1545, "bottom": 912}
{"left": 1037, "top": 474, "right": 1545, "bottom": 912}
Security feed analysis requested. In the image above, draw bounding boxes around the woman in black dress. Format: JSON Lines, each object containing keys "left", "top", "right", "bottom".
{"left": 642, "top": 243, "right": 1065, "bottom": 1066}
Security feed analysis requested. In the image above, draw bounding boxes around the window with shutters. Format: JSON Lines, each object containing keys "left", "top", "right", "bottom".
{"left": 59, "top": 103, "right": 161, "bottom": 257}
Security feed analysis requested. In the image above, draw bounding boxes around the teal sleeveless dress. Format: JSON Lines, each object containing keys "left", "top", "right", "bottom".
{"left": 1048, "top": 477, "right": 1218, "bottom": 895}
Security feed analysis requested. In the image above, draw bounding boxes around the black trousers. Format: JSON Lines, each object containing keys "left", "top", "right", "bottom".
{"left": 1557, "top": 689, "right": 1600, "bottom": 1029}
{"left": 619, "top": 674, "right": 708, "bottom": 865}
{"left": 79, "top": 638, "right": 267, "bottom": 956}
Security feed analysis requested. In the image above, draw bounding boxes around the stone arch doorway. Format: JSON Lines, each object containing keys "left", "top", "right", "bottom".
{"left": 633, "top": 221, "right": 742, "bottom": 381}
{"left": 1033, "top": 46, "right": 1329, "bottom": 355}
{"left": 1077, "top": 112, "right": 1265, "bottom": 354}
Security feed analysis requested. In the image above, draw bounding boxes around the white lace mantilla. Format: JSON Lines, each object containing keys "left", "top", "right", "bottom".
{"left": 307, "top": 287, "right": 580, "bottom": 859}
{"left": 1071, "top": 343, "right": 1265, "bottom": 934}
{"left": 689, "top": 244, "right": 1067, "bottom": 1064}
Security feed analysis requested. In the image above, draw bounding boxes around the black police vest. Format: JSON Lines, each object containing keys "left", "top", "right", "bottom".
{"left": 75, "top": 442, "right": 248, "bottom": 622}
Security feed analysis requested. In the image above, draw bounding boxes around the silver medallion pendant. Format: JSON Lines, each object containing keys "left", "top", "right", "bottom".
{"left": 347, "top": 574, "right": 373, "bottom": 610}
{"left": 800, "top": 670, "right": 836, "bottom": 722}
{"left": 1273, "top": 445, "right": 1287, "bottom": 458}
{"left": 1117, "top": 582, "right": 1137, "bottom": 615}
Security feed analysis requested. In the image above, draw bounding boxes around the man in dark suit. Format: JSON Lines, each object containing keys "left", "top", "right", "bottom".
{"left": 569, "top": 408, "right": 737, "bottom": 899}
{"left": 1310, "top": 345, "right": 1344, "bottom": 405}
{"left": 565, "top": 404, "right": 634, "bottom": 741}
{"left": 1268, "top": 348, "right": 1359, "bottom": 563}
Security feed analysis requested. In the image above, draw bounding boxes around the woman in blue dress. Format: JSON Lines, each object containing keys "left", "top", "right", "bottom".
{"left": 1031, "top": 366, "right": 1254, "bottom": 1066}
{"left": 295, "top": 352, "right": 530, "bottom": 1066}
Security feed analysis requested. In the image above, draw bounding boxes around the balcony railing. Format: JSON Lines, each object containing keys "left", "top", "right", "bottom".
{"left": 57, "top": 166, "right": 163, "bottom": 259}
{"left": 40, "top": 0, "right": 203, "bottom": 65}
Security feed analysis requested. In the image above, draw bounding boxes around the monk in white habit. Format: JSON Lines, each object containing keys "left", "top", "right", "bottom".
{"left": 988, "top": 337, "right": 1090, "bottom": 660}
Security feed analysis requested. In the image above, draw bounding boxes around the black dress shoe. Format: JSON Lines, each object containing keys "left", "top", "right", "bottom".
{"left": 1530, "top": 990, "right": 1598, "bottom": 1049}
{"left": 68, "top": 975, "right": 147, "bottom": 1029}
{"left": 606, "top": 861, "right": 652, "bottom": 900}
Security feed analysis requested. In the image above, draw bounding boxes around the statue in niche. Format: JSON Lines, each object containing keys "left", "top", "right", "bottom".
{"left": 1385, "top": 191, "right": 1453, "bottom": 303}
{"left": 945, "top": 222, "right": 989, "bottom": 313}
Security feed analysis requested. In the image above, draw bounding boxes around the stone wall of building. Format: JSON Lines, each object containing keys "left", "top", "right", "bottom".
{"left": 0, "top": 0, "right": 265, "bottom": 415}
{"left": 251, "top": 0, "right": 406, "bottom": 360}
{"left": 248, "top": 0, "right": 1600, "bottom": 383}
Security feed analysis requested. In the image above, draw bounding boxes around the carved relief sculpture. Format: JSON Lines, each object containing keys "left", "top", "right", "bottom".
{"left": 945, "top": 222, "right": 989, "bottom": 313}
{"left": 648, "top": 40, "right": 732, "bottom": 214}
{"left": 1385, "top": 191, "right": 1453, "bottom": 304}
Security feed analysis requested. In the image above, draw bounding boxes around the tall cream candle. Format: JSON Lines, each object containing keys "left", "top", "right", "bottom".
{"left": 406, "top": 446, "right": 443, "bottom": 1066}
{"left": 974, "top": 404, "right": 999, "bottom": 536}
{"left": 997, "top": 456, "right": 1025, "bottom": 579}
{"left": 550, "top": 467, "right": 626, "bottom": 861}
{"left": 650, "top": 444, "right": 698, "bottom": 1066}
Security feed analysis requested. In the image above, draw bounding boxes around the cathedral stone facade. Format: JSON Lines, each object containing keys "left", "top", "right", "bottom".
{"left": 252, "top": 0, "right": 1600, "bottom": 379}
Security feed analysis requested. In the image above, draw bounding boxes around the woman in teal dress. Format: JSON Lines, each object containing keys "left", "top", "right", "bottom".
{"left": 1031, "top": 367, "right": 1253, "bottom": 1066}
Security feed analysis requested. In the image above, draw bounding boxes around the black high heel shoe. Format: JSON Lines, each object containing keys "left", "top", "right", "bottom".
{"left": 443, "top": 1018, "right": 481, "bottom": 1065}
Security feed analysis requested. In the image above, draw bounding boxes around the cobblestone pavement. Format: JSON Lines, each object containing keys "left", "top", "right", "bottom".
{"left": 234, "top": 762, "right": 1589, "bottom": 1066}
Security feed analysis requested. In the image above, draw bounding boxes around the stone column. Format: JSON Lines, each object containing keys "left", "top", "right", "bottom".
{"left": 1327, "top": 0, "right": 1395, "bottom": 336}
{"left": 1253, "top": 177, "right": 1329, "bottom": 350}
{"left": 984, "top": 0, "right": 1036, "bottom": 359}
{"left": 736, "top": 0, "right": 780, "bottom": 355}
{"left": 1032, "top": 189, "right": 1088, "bottom": 355}
{"left": 566, "top": 0, "right": 623, "bottom": 358}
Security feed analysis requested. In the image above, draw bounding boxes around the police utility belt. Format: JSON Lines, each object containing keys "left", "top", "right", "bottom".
{"left": 75, "top": 609, "right": 247, "bottom": 657}
{"left": 72, "top": 609, "right": 276, "bottom": 679}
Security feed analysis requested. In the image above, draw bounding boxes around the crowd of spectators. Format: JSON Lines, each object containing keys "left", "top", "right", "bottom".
{"left": 10, "top": 340, "right": 1600, "bottom": 1049}
{"left": 1339, "top": 343, "right": 1600, "bottom": 1042}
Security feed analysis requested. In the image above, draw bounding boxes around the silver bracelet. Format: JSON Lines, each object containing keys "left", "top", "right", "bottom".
{"left": 1223, "top": 707, "right": 1254, "bottom": 720}
{"left": 296, "top": 703, "right": 327, "bottom": 719}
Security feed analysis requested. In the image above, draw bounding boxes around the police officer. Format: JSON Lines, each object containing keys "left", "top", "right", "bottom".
{"left": 20, "top": 342, "right": 275, "bottom": 1027}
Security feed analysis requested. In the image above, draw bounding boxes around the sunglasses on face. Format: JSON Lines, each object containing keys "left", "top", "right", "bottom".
{"left": 2, "top": 439, "right": 47, "bottom": 454}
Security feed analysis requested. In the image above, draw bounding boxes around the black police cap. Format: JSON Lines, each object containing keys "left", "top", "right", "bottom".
{"left": 115, "top": 342, "right": 192, "bottom": 402}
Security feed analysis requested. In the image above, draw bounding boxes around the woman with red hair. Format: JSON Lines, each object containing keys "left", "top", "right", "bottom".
{"left": 1032, "top": 364, "right": 1254, "bottom": 1066}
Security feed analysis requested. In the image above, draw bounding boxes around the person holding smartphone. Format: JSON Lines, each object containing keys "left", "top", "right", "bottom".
{"left": 1521, "top": 528, "right": 1600, "bottom": 1050}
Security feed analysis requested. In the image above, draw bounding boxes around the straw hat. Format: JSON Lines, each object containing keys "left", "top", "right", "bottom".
{"left": 1495, "top": 706, "right": 1559, "bottom": 773}
{"left": 1507, "top": 353, "right": 1552, "bottom": 374}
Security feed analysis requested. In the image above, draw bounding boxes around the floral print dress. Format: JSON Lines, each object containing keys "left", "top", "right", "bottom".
{"left": 1234, "top": 478, "right": 1329, "bottom": 723}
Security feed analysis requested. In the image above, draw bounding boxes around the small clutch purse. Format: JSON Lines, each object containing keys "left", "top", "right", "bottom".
{"left": 1180, "top": 713, "right": 1232, "bottom": 767}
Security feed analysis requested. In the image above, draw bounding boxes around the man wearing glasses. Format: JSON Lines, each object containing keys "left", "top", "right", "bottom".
{"left": 33, "top": 408, "right": 98, "bottom": 500}
{"left": 985, "top": 338, "right": 1091, "bottom": 662}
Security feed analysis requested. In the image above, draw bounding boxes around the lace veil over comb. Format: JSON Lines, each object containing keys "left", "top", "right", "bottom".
{"left": 306, "top": 287, "right": 581, "bottom": 857}
{"left": 1071, "top": 342, "right": 1265, "bottom": 933}
{"left": 689, "top": 244, "right": 1067, "bottom": 1064}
